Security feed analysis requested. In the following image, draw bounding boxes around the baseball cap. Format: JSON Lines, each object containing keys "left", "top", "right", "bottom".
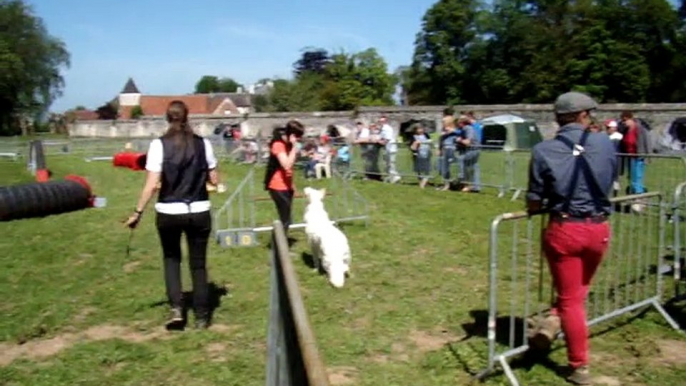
{"left": 605, "top": 119, "right": 618, "bottom": 128}
{"left": 554, "top": 91, "right": 598, "bottom": 114}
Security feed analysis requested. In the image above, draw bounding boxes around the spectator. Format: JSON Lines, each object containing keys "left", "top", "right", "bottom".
{"left": 437, "top": 116, "right": 462, "bottom": 191}
{"left": 335, "top": 142, "right": 351, "bottom": 173}
{"left": 379, "top": 116, "right": 401, "bottom": 184}
{"left": 314, "top": 135, "right": 334, "bottom": 179}
{"left": 527, "top": 91, "right": 616, "bottom": 385}
{"left": 457, "top": 114, "right": 482, "bottom": 193}
{"left": 605, "top": 119, "right": 623, "bottom": 196}
{"left": 124, "top": 100, "right": 220, "bottom": 330}
{"left": 604, "top": 119, "right": 623, "bottom": 150}
{"left": 301, "top": 140, "right": 317, "bottom": 179}
{"left": 354, "top": 121, "right": 379, "bottom": 180}
{"left": 410, "top": 124, "right": 432, "bottom": 188}
{"left": 619, "top": 111, "right": 651, "bottom": 194}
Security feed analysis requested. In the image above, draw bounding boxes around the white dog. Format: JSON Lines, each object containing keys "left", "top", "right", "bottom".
{"left": 303, "top": 187, "right": 352, "bottom": 288}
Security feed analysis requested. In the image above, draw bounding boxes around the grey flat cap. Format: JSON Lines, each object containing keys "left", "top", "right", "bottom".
{"left": 554, "top": 91, "right": 598, "bottom": 114}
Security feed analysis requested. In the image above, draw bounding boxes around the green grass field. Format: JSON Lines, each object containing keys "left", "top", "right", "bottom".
{"left": 1, "top": 145, "right": 686, "bottom": 386}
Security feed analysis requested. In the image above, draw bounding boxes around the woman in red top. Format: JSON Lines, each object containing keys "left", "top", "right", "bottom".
{"left": 264, "top": 120, "right": 304, "bottom": 233}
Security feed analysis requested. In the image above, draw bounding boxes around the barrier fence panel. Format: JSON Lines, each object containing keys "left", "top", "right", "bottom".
{"left": 266, "top": 220, "right": 330, "bottom": 386}
{"left": 615, "top": 153, "right": 686, "bottom": 209}
{"left": 671, "top": 181, "right": 686, "bottom": 302}
{"left": 344, "top": 142, "right": 512, "bottom": 195}
{"left": 478, "top": 192, "right": 681, "bottom": 386}
{"left": 214, "top": 166, "right": 369, "bottom": 248}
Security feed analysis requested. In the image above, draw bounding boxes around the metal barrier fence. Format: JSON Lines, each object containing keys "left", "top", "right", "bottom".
{"left": 266, "top": 220, "right": 330, "bottom": 386}
{"left": 214, "top": 166, "right": 369, "bottom": 248}
{"left": 342, "top": 144, "right": 686, "bottom": 202}
{"left": 671, "top": 182, "right": 686, "bottom": 302}
{"left": 478, "top": 192, "right": 681, "bottom": 386}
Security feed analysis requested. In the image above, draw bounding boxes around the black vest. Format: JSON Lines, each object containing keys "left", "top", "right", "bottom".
{"left": 264, "top": 140, "right": 291, "bottom": 190}
{"left": 158, "top": 135, "right": 209, "bottom": 204}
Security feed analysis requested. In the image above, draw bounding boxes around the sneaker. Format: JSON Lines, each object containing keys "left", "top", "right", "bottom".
{"left": 390, "top": 175, "right": 401, "bottom": 184}
{"left": 165, "top": 307, "right": 184, "bottom": 330}
{"left": 566, "top": 365, "right": 591, "bottom": 385}
{"left": 529, "top": 314, "right": 561, "bottom": 351}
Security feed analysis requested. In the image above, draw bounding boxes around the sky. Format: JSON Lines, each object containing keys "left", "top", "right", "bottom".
{"left": 29, "top": 0, "right": 437, "bottom": 113}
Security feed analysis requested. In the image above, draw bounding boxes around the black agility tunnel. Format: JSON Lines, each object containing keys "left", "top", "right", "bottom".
{"left": 0, "top": 175, "right": 94, "bottom": 222}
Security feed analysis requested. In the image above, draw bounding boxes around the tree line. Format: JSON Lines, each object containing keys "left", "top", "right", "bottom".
{"left": 2, "top": 0, "right": 686, "bottom": 135}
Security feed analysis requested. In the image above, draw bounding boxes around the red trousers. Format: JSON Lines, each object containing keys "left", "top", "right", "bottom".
{"left": 543, "top": 219, "right": 611, "bottom": 368}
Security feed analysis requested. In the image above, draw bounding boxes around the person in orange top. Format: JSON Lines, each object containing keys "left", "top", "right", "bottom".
{"left": 264, "top": 120, "right": 304, "bottom": 233}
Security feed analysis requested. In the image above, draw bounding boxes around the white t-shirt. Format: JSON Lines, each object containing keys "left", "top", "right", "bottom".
{"left": 145, "top": 138, "right": 218, "bottom": 215}
{"left": 380, "top": 124, "right": 397, "bottom": 153}
{"left": 609, "top": 132, "right": 623, "bottom": 141}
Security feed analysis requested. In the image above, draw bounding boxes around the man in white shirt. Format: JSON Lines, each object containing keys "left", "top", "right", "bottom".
{"left": 378, "top": 116, "right": 401, "bottom": 183}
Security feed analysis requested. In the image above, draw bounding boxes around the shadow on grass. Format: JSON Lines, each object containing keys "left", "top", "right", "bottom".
{"left": 455, "top": 305, "right": 681, "bottom": 384}
{"left": 300, "top": 251, "right": 327, "bottom": 276}
{"left": 149, "top": 282, "right": 229, "bottom": 330}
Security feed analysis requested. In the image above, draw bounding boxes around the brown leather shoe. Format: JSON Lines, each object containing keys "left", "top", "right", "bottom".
{"left": 566, "top": 365, "right": 591, "bottom": 385}
{"left": 529, "top": 314, "right": 561, "bottom": 351}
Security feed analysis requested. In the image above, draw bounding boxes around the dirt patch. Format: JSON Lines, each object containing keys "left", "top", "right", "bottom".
{"left": 210, "top": 324, "right": 241, "bottom": 334}
{"left": 0, "top": 324, "right": 168, "bottom": 367}
{"left": 327, "top": 366, "right": 358, "bottom": 385}
{"left": 123, "top": 261, "right": 141, "bottom": 273}
{"left": 350, "top": 317, "right": 371, "bottom": 330}
{"left": 593, "top": 375, "right": 622, "bottom": 386}
{"left": 655, "top": 339, "right": 686, "bottom": 366}
{"left": 73, "top": 307, "right": 97, "bottom": 323}
{"left": 370, "top": 342, "right": 410, "bottom": 364}
{"left": 409, "top": 328, "right": 460, "bottom": 353}
{"left": 444, "top": 266, "right": 468, "bottom": 275}
{"left": 206, "top": 343, "right": 226, "bottom": 354}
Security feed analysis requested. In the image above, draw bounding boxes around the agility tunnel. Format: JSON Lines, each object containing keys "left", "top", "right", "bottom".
{"left": 112, "top": 152, "right": 147, "bottom": 171}
{"left": 0, "top": 175, "right": 95, "bottom": 222}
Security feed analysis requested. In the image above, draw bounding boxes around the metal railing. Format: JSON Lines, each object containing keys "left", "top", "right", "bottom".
{"left": 214, "top": 165, "right": 369, "bottom": 247}
{"left": 478, "top": 192, "right": 681, "bottom": 386}
{"left": 671, "top": 182, "right": 686, "bottom": 302}
{"left": 266, "top": 220, "right": 330, "bottom": 386}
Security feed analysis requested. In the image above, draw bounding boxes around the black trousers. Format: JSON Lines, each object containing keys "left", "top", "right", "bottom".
{"left": 269, "top": 189, "right": 294, "bottom": 232}
{"left": 156, "top": 211, "right": 212, "bottom": 317}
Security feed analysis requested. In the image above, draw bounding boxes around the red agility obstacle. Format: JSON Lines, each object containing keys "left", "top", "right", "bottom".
{"left": 113, "top": 152, "right": 147, "bottom": 171}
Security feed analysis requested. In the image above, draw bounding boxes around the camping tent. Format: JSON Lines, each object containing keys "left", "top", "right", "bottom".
{"left": 656, "top": 117, "right": 686, "bottom": 154}
{"left": 480, "top": 114, "right": 543, "bottom": 150}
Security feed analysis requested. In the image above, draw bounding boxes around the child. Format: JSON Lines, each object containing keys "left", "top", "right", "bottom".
{"left": 411, "top": 125, "right": 432, "bottom": 188}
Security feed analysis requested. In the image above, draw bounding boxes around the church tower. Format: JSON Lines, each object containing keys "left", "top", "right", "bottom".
{"left": 118, "top": 77, "right": 141, "bottom": 107}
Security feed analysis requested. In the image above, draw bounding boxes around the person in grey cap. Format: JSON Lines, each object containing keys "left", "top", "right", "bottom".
{"left": 526, "top": 91, "right": 617, "bottom": 385}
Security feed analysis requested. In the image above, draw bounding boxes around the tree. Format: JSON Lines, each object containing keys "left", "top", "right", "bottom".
{"left": 407, "top": 0, "right": 686, "bottom": 104}
{"left": 320, "top": 48, "right": 397, "bottom": 110}
{"left": 194, "top": 75, "right": 242, "bottom": 93}
{"left": 130, "top": 105, "right": 143, "bottom": 119}
{"left": 293, "top": 48, "right": 331, "bottom": 77}
{"left": 96, "top": 101, "right": 118, "bottom": 120}
{"left": 408, "top": 0, "right": 482, "bottom": 105}
{"left": 258, "top": 77, "right": 323, "bottom": 112}
{"left": 0, "top": 0, "right": 70, "bottom": 135}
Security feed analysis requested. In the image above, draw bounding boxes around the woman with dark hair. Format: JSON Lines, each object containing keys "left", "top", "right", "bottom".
{"left": 125, "top": 100, "right": 220, "bottom": 330}
{"left": 264, "top": 120, "right": 304, "bottom": 233}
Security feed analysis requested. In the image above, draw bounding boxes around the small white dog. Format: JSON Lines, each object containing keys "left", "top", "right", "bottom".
{"left": 303, "top": 187, "right": 352, "bottom": 288}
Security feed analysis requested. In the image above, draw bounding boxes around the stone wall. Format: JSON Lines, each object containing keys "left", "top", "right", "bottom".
{"left": 69, "top": 103, "right": 686, "bottom": 140}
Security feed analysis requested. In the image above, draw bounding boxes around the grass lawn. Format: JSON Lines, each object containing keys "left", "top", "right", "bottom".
{"left": 1, "top": 148, "right": 685, "bottom": 386}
